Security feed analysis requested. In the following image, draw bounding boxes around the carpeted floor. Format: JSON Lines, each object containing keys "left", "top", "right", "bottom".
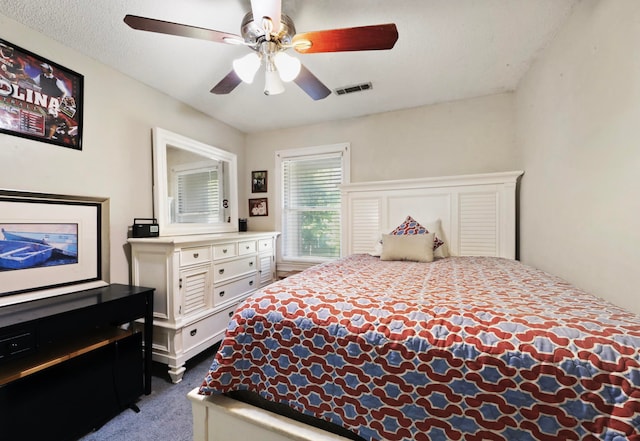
{"left": 78, "top": 344, "right": 218, "bottom": 441}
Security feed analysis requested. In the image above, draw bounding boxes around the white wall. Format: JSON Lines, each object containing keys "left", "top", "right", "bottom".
{"left": 516, "top": 0, "right": 640, "bottom": 314}
{"left": 0, "top": 15, "right": 244, "bottom": 289}
{"left": 244, "top": 92, "right": 517, "bottom": 231}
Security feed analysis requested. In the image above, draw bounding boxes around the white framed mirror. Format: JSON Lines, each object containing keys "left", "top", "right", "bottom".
{"left": 152, "top": 127, "right": 238, "bottom": 236}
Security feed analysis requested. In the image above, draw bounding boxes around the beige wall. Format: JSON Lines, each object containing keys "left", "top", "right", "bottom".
{"left": 516, "top": 0, "right": 640, "bottom": 314}
{"left": 244, "top": 92, "right": 517, "bottom": 231}
{"left": 0, "top": 15, "right": 244, "bottom": 287}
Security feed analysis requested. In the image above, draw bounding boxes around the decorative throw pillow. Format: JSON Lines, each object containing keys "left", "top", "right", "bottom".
{"left": 390, "top": 215, "right": 445, "bottom": 251}
{"left": 389, "top": 215, "right": 429, "bottom": 235}
{"left": 380, "top": 233, "right": 435, "bottom": 263}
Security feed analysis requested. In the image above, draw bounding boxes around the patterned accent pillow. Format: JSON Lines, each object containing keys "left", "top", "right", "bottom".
{"left": 390, "top": 215, "right": 445, "bottom": 250}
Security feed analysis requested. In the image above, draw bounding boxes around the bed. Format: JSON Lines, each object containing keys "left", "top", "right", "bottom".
{"left": 188, "top": 171, "right": 640, "bottom": 440}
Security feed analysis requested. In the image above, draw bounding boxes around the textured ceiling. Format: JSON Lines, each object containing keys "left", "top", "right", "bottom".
{"left": 0, "top": 0, "right": 579, "bottom": 133}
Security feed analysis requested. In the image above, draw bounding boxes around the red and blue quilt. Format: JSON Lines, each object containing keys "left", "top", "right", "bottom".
{"left": 199, "top": 254, "right": 640, "bottom": 440}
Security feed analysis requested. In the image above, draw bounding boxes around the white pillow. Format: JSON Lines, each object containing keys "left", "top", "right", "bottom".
{"left": 369, "top": 230, "right": 387, "bottom": 257}
{"left": 424, "top": 219, "right": 450, "bottom": 258}
{"left": 380, "top": 233, "right": 435, "bottom": 263}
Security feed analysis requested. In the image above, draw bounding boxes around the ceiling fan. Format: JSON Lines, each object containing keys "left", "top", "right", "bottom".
{"left": 124, "top": 0, "right": 398, "bottom": 100}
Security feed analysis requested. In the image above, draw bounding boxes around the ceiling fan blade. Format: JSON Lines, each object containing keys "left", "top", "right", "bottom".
{"left": 292, "top": 23, "right": 398, "bottom": 54}
{"left": 250, "top": 0, "right": 282, "bottom": 33}
{"left": 210, "top": 71, "right": 243, "bottom": 95}
{"left": 294, "top": 65, "right": 331, "bottom": 100}
{"left": 124, "top": 14, "right": 243, "bottom": 44}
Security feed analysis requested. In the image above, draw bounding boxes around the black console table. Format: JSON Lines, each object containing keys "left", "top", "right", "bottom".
{"left": 0, "top": 284, "right": 154, "bottom": 441}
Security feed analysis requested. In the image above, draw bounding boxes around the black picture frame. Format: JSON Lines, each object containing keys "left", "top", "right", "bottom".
{"left": 251, "top": 170, "right": 268, "bottom": 193}
{"left": 249, "top": 198, "right": 268, "bottom": 217}
{"left": 0, "top": 38, "right": 84, "bottom": 150}
{"left": 0, "top": 190, "right": 106, "bottom": 297}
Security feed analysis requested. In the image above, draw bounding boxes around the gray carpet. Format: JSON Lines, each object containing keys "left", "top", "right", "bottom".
{"left": 78, "top": 344, "right": 218, "bottom": 441}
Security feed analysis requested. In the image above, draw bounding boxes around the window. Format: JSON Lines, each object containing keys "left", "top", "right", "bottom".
{"left": 276, "top": 143, "right": 350, "bottom": 266}
{"left": 172, "top": 161, "right": 222, "bottom": 224}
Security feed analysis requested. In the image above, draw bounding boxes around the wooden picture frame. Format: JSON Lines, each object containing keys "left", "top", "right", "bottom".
{"left": 251, "top": 170, "right": 267, "bottom": 193}
{"left": 249, "top": 198, "right": 268, "bottom": 217}
{"left": 0, "top": 38, "right": 84, "bottom": 150}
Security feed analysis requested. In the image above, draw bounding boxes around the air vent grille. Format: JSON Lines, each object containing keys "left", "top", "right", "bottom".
{"left": 334, "top": 82, "right": 372, "bottom": 96}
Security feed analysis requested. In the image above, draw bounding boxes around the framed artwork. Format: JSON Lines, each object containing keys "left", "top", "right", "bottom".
{"left": 0, "top": 38, "right": 84, "bottom": 150}
{"left": 0, "top": 191, "right": 105, "bottom": 297}
{"left": 251, "top": 170, "right": 267, "bottom": 193}
{"left": 249, "top": 198, "right": 268, "bottom": 217}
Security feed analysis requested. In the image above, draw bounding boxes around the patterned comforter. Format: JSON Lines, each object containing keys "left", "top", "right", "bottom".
{"left": 199, "top": 254, "right": 640, "bottom": 441}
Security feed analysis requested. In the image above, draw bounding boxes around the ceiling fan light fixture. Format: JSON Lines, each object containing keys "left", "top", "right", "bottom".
{"left": 264, "top": 69, "right": 285, "bottom": 96}
{"left": 233, "top": 52, "right": 261, "bottom": 83}
{"left": 274, "top": 52, "right": 301, "bottom": 82}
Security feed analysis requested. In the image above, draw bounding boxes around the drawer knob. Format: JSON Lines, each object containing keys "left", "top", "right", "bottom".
{"left": 190, "top": 329, "right": 197, "bottom": 336}
{"left": 249, "top": 280, "right": 254, "bottom": 286}
{"left": 223, "top": 248, "right": 228, "bottom": 253}
{"left": 193, "top": 252, "right": 199, "bottom": 258}
{"left": 246, "top": 246, "right": 250, "bottom": 250}
{"left": 228, "top": 311, "right": 234, "bottom": 318}
{"left": 219, "top": 268, "right": 225, "bottom": 274}
{"left": 219, "top": 291, "right": 225, "bottom": 297}
{"left": 249, "top": 261, "right": 254, "bottom": 267}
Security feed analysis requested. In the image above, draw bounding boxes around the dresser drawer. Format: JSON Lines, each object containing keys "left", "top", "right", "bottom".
{"left": 238, "top": 240, "right": 256, "bottom": 255}
{"left": 213, "top": 274, "right": 257, "bottom": 306}
{"left": 182, "top": 305, "right": 238, "bottom": 353}
{"left": 180, "top": 246, "right": 211, "bottom": 267}
{"left": 213, "top": 243, "right": 237, "bottom": 260}
{"left": 213, "top": 256, "right": 257, "bottom": 283}
{"left": 258, "top": 238, "right": 273, "bottom": 253}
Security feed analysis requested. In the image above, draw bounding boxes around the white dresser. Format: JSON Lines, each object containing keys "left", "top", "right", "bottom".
{"left": 129, "top": 231, "right": 279, "bottom": 383}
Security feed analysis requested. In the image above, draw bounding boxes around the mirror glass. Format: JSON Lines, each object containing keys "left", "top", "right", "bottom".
{"left": 152, "top": 127, "right": 238, "bottom": 236}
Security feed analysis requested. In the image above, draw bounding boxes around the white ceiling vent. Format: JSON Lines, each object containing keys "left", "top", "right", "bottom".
{"left": 334, "top": 82, "right": 372, "bottom": 96}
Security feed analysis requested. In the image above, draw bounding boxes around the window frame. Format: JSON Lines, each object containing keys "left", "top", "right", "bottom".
{"left": 275, "top": 143, "right": 350, "bottom": 271}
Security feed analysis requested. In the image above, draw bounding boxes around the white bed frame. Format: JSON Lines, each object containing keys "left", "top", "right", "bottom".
{"left": 188, "top": 170, "right": 524, "bottom": 441}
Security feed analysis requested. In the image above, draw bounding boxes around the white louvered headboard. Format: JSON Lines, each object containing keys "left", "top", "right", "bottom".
{"left": 340, "top": 171, "right": 523, "bottom": 259}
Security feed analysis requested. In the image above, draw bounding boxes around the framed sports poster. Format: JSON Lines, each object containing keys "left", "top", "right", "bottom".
{"left": 0, "top": 38, "right": 83, "bottom": 150}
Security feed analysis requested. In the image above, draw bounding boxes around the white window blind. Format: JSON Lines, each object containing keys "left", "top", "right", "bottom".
{"left": 281, "top": 152, "right": 343, "bottom": 261}
{"left": 176, "top": 167, "right": 221, "bottom": 223}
